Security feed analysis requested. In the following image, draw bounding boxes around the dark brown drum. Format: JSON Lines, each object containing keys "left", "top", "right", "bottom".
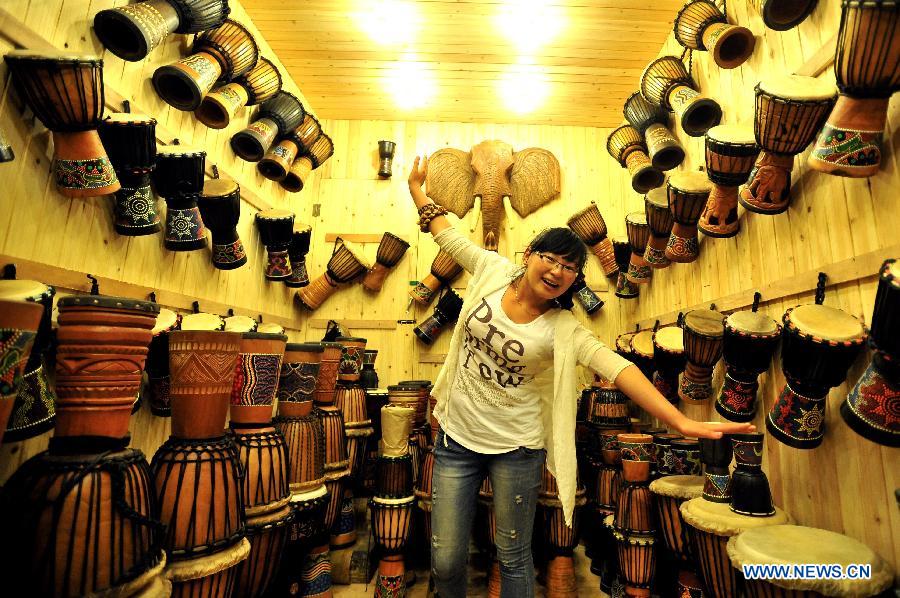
{"left": 679, "top": 309, "right": 725, "bottom": 402}
{"left": 665, "top": 171, "right": 711, "bottom": 264}
{"left": 612, "top": 236, "right": 639, "bottom": 299}
{"left": 198, "top": 178, "right": 247, "bottom": 270}
{"left": 285, "top": 224, "right": 313, "bottom": 288}
{"left": 231, "top": 91, "right": 305, "bottom": 162}
{"left": 255, "top": 209, "right": 295, "bottom": 280}
{"left": 607, "top": 125, "right": 664, "bottom": 193}
{"left": 699, "top": 124, "right": 759, "bottom": 239}
{"left": 644, "top": 187, "right": 674, "bottom": 269}
{"left": 715, "top": 309, "right": 781, "bottom": 422}
{"left": 623, "top": 91, "right": 684, "bottom": 171}
{"left": 751, "top": 0, "right": 818, "bottom": 31}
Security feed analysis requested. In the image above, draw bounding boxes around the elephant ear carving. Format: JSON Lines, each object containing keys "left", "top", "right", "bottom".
{"left": 508, "top": 148, "right": 561, "bottom": 217}
{"left": 425, "top": 148, "right": 477, "bottom": 218}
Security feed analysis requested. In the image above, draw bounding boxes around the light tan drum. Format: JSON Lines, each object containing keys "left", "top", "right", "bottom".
{"left": 380, "top": 405, "right": 415, "bottom": 458}
{"left": 631, "top": 329, "right": 656, "bottom": 380}
{"left": 607, "top": 125, "right": 665, "bottom": 193}
{"left": 699, "top": 124, "right": 759, "bottom": 239}
{"left": 674, "top": 0, "right": 755, "bottom": 69}
{"left": 296, "top": 238, "right": 371, "bottom": 311}
{"left": 649, "top": 476, "right": 704, "bottom": 574}
{"left": 567, "top": 203, "right": 618, "bottom": 277}
{"left": 641, "top": 56, "right": 723, "bottom": 137}
{"left": 665, "top": 171, "right": 711, "bottom": 264}
{"left": 180, "top": 311, "right": 225, "bottom": 331}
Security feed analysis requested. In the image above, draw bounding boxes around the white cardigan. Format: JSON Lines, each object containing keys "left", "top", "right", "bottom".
{"left": 431, "top": 227, "right": 632, "bottom": 527}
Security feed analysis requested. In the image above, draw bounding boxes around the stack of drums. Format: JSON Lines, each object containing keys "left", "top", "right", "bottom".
{"left": 649, "top": 475, "right": 705, "bottom": 597}
{"left": 151, "top": 327, "right": 250, "bottom": 596}
{"left": 1, "top": 294, "right": 170, "bottom": 596}
{"left": 613, "top": 433, "right": 657, "bottom": 598}
{"left": 391, "top": 380, "right": 432, "bottom": 485}
{"left": 538, "top": 467, "right": 587, "bottom": 597}
{"left": 592, "top": 423, "right": 629, "bottom": 592}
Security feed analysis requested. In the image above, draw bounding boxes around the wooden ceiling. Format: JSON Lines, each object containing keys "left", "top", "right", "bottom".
{"left": 243, "top": 0, "right": 685, "bottom": 127}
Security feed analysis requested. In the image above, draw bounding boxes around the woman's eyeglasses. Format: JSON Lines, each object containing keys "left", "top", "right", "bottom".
{"left": 536, "top": 253, "right": 578, "bottom": 275}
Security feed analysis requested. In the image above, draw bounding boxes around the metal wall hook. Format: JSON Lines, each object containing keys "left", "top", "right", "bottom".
{"left": 149, "top": 292, "right": 157, "bottom": 303}
{"left": 653, "top": 319, "right": 660, "bottom": 331}
{"left": 86, "top": 274, "right": 99, "bottom": 295}
{"left": 192, "top": 301, "right": 200, "bottom": 313}
{"left": 123, "top": 99, "right": 131, "bottom": 113}
{"left": 752, "top": 291, "right": 761, "bottom": 312}
{"left": 815, "top": 272, "right": 827, "bottom": 305}
{"left": 677, "top": 312, "right": 684, "bottom": 327}
{"left": 258, "top": 314, "right": 263, "bottom": 322}
{"left": 172, "top": 138, "right": 180, "bottom": 145}
{"left": 227, "top": 308, "right": 234, "bottom": 316}
{"left": 710, "top": 303, "right": 717, "bottom": 311}
{"left": 634, "top": 323, "right": 639, "bottom": 333}
{"left": 212, "top": 165, "right": 219, "bottom": 179}
{"left": 2, "top": 264, "right": 16, "bottom": 280}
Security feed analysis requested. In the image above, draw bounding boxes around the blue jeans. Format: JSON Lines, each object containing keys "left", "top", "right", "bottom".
{"left": 430, "top": 427, "right": 545, "bottom": 598}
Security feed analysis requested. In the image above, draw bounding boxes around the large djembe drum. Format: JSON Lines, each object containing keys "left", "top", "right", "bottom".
{"left": 362, "top": 232, "right": 410, "bottom": 292}
{"left": 165, "top": 536, "right": 250, "bottom": 597}
{"left": 409, "top": 249, "right": 463, "bottom": 305}
{"left": 145, "top": 307, "right": 180, "bottom": 417}
{"left": 698, "top": 124, "right": 760, "bottom": 238}
{"left": 644, "top": 186, "right": 674, "bottom": 269}
{"left": 665, "top": 171, "right": 711, "bottom": 263}
{"left": 641, "top": 56, "right": 723, "bottom": 137}
{"left": 624, "top": 91, "right": 685, "bottom": 171}
{"left": 234, "top": 504, "right": 293, "bottom": 598}
{"left": 198, "top": 177, "right": 247, "bottom": 270}
{"left": 625, "top": 211, "right": 652, "bottom": 284}
{"left": 153, "top": 19, "right": 259, "bottom": 111}
{"left": 297, "top": 238, "right": 371, "bottom": 310}
{"left": 415, "top": 289, "right": 464, "bottom": 345}
{"left": 653, "top": 325, "right": 686, "bottom": 404}
{"left": 4, "top": 52, "right": 119, "bottom": 197}
{"left": 679, "top": 309, "right": 725, "bottom": 403}
{"left": 615, "top": 330, "right": 637, "bottom": 364}
{"left": 97, "top": 113, "right": 162, "bottom": 236}
{"left": 715, "top": 309, "right": 781, "bottom": 422}
{"left": 567, "top": 203, "right": 619, "bottom": 277}
{"left": 674, "top": 0, "right": 755, "bottom": 69}
{"left": 752, "top": 0, "right": 818, "bottom": 30}
{"left": 842, "top": 259, "right": 900, "bottom": 447}
{"left": 810, "top": 0, "right": 900, "bottom": 177}
{"left": 93, "top": 0, "right": 230, "bottom": 62}
{"left": 224, "top": 314, "right": 257, "bottom": 333}
{"left": 612, "top": 236, "right": 639, "bottom": 299}
{"left": 767, "top": 303, "right": 866, "bottom": 449}
{"left": 614, "top": 433, "right": 657, "bottom": 598}
{"left": 153, "top": 145, "right": 207, "bottom": 251}
{"left": 284, "top": 224, "right": 312, "bottom": 288}
{"left": 739, "top": 75, "right": 837, "bottom": 215}
{"left": 197, "top": 57, "right": 281, "bottom": 129}
{"left": 607, "top": 124, "right": 665, "bottom": 193}
{"left": 727, "top": 525, "right": 895, "bottom": 598}
{"left": 649, "top": 475, "right": 705, "bottom": 596}
{"left": 230, "top": 424, "right": 289, "bottom": 517}
{"left": 277, "top": 404, "right": 325, "bottom": 495}
{"left": 255, "top": 209, "right": 295, "bottom": 280}
{"left": 231, "top": 91, "right": 305, "bottom": 162}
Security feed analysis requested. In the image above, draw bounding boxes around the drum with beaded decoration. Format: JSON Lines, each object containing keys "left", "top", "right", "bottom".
{"left": 699, "top": 124, "right": 760, "bottom": 238}
{"left": 153, "top": 145, "right": 207, "bottom": 252}
{"left": 567, "top": 203, "right": 619, "bottom": 277}
{"left": 607, "top": 125, "right": 664, "bottom": 193}
{"left": 674, "top": 0, "right": 755, "bottom": 69}
{"left": 623, "top": 91, "right": 685, "bottom": 171}
{"left": 679, "top": 309, "right": 725, "bottom": 403}
{"left": 644, "top": 186, "right": 674, "bottom": 269}
{"left": 665, "top": 171, "right": 711, "bottom": 263}
{"left": 255, "top": 209, "right": 295, "bottom": 280}
{"left": 640, "top": 55, "right": 723, "bottom": 137}
{"left": 625, "top": 212, "right": 651, "bottom": 284}
{"left": 297, "top": 239, "right": 371, "bottom": 311}
{"left": 715, "top": 310, "right": 781, "bottom": 423}
{"left": 197, "top": 56, "right": 281, "bottom": 129}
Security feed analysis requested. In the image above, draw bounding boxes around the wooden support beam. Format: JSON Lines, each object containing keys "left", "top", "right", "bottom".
{"left": 419, "top": 353, "right": 448, "bottom": 364}
{"left": 794, "top": 33, "right": 838, "bottom": 78}
{"left": 307, "top": 318, "right": 398, "bottom": 330}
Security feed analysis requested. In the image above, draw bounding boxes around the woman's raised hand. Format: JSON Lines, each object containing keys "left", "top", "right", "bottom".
{"left": 408, "top": 155, "right": 428, "bottom": 190}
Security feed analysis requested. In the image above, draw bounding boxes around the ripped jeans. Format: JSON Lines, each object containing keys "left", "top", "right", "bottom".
{"left": 430, "top": 427, "right": 545, "bottom": 598}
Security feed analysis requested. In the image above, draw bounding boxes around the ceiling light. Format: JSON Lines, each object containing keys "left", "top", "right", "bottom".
{"left": 385, "top": 55, "right": 436, "bottom": 109}
{"left": 499, "top": 63, "right": 549, "bottom": 114}
{"left": 354, "top": 0, "right": 419, "bottom": 46}
{"left": 495, "top": 0, "right": 565, "bottom": 52}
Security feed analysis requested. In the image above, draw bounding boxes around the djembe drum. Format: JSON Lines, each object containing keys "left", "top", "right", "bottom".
{"left": 680, "top": 309, "right": 725, "bottom": 403}
{"left": 592, "top": 380, "right": 630, "bottom": 427}
{"left": 360, "top": 350, "right": 380, "bottom": 389}
{"left": 616, "top": 331, "right": 637, "bottom": 363}
{"left": 229, "top": 331, "right": 286, "bottom": 426}
{"left": 180, "top": 311, "right": 225, "bottom": 331}
{"left": 415, "top": 289, "right": 464, "bottom": 344}
{"left": 277, "top": 404, "right": 325, "bottom": 494}
{"left": 767, "top": 303, "right": 866, "bottom": 449}
{"left": 641, "top": 56, "right": 722, "bottom": 137}
{"left": 730, "top": 433, "right": 775, "bottom": 517}
{"left": 279, "top": 114, "right": 323, "bottom": 192}
{"left": 752, "top": 0, "right": 819, "bottom": 30}
{"left": 649, "top": 475, "right": 704, "bottom": 596}
{"left": 255, "top": 209, "right": 295, "bottom": 280}
{"left": 284, "top": 223, "right": 312, "bottom": 288}
{"left": 408, "top": 249, "right": 463, "bottom": 305}
{"left": 567, "top": 203, "right": 619, "bottom": 277}
{"left": 153, "top": 145, "right": 207, "bottom": 251}
{"left": 257, "top": 127, "right": 305, "bottom": 182}
{"left": 727, "top": 525, "right": 895, "bottom": 598}
{"left": 234, "top": 504, "right": 293, "bottom": 598}
{"left": 842, "top": 259, "right": 900, "bottom": 447}
{"left": 152, "top": 19, "right": 259, "bottom": 111}
{"left": 739, "top": 75, "right": 837, "bottom": 214}
{"left": 624, "top": 91, "right": 685, "bottom": 171}
{"left": 362, "top": 232, "right": 410, "bottom": 292}
{"left": 281, "top": 155, "right": 314, "bottom": 192}
{"left": 614, "top": 433, "right": 656, "bottom": 598}
{"left": 165, "top": 537, "right": 250, "bottom": 598}
{"left": 97, "top": 113, "right": 161, "bottom": 236}
{"left": 93, "top": 0, "right": 230, "bottom": 62}
{"left": 146, "top": 307, "right": 181, "bottom": 417}
{"left": 669, "top": 439, "right": 702, "bottom": 476}
{"left": 674, "top": 0, "right": 755, "bottom": 69}
{"left": 625, "top": 211, "right": 652, "bottom": 284}
{"left": 198, "top": 178, "right": 247, "bottom": 270}
{"left": 224, "top": 314, "right": 258, "bottom": 333}
{"left": 653, "top": 325, "right": 686, "bottom": 404}
{"left": 699, "top": 124, "right": 760, "bottom": 238}
{"left": 644, "top": 186, "right": 674, "bottom": 269}
{"left": 699, "top": 435, "right": 733, "bottom": 503}
{"left": 231, "top": 91, "right": 305, "bottom": 162}
{"left": 0, "top": 300, "right": 40, "bottom": 444}
{"left": 630, "top": 329, "right": 656, "bottom": 380}
{"left": 653, "top": 433, "right": 683, "bottom": 477}
{"left": 4, "top": 52, "right": 119, "bottom": 197}
{"left": 197, "top": 57, "right": 281, "bottom": 129}
{"left": 715, "top": 309, "right": 781, "bottom": 422}
{"left": 541, "top": 486, "right": 588, "bottom": 597}
{"left": 572, "top": 277, "right": 604, "bottom": 314}
{"left": 612, "top": 236, "right": 639, "bottom": 299}
{"left": 315, "top": 342, "right": 343, "bottom": 405}
{"left": 306, "top": 132, "right": 335, "bottom": 169}
{"left": 378, "top": 139, "right": 396, "bottom": 177}
{"left": 297, "top": 238, "right": 371, "bottom": 310}
{"left": 666, "top": 171, "right": 711, "bottom": 263}
{"left": 607, "top": 124, "right": 665, "bottom": 193}
{"left": 370, "top": 495, "right": 415, "bottom": 596}
{"left": 230, "top": 425, "right": 289, "bottom": 518}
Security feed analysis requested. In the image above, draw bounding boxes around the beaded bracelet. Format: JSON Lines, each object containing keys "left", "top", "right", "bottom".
{"left": 418, "top": 202, "right": 448, "bottom": 232}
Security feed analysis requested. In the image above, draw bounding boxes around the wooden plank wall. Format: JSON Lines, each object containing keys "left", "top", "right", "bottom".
{"left": 618, "top": 0, "right": 900, "bottom": 574}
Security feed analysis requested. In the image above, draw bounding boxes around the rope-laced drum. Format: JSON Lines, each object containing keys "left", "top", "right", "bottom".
{"left": 679, "top": 309, "right": 725, "bottom": 402}
{"left": 644, "top": 186, "right": 674, "bottom": 269}
{"left": 197, "top": 57, "right": 281, "bottom": 129}
{"left": 306, "top": 132, "right": 335, "bottom": 169}
{"left": 297, "top": 238, "right": 371, "bottom": 310}
{"left": 567, "top": 203, "right": 619, "bottom": 277}
{"left": 640, "top": 55, "right": 723, "bottom": 137}
{"left": 612, "top": 236, "right": 638, "bottom": 299}
{"left": 674, "top": 0, "right": 755, "bottom": 69}
{"left": 231, "top": 91, "right": 305, "bottom": 162}
{"left": 408, "top": 249, "right": 463, "bottom": 306}
{"left": 665, "top": 171, "right": 711, "bottom": 263}
{"left": 625, "top": 212, "right": 652, "bottom": 284}
{"left": 284, "top": 224, "right": 313, "bottom": 288}
{"left": 255, "top": 209, "right": 296, "bottom": 280}
{"left": 649, "top": 474, "right": 704, "bottom": 588}
{"left": 715, "top": 309, "right": 781, "bottom": 422}
{"left": 362, "top": 232, "right": 411, "bottom": 292}
{"left": 730, "top": 433, "right": 777, "bottom": 517}
{"left": 652, "top": 325, "right": 686, "bottom": 404}
{"left": 607, "top": 125, "right": 665, "bottom": 193}
{"left": 624, "top": 91, "right": 684, "bottom": 171}
{"left": 699, "top": 124, "right": 759, "bottom": 238}
{"left": 153, "top": 145, "right": 207, "bottom": 251}
{"left": 198, "top": 178, "right": 247, "bottom": 270}
{"left": 145, "top": 307, "right": 181, "bottom": 417}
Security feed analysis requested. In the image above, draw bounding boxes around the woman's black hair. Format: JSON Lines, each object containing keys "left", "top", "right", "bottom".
{"left": 525, "top": 227, "right": 588, "bottom": 310}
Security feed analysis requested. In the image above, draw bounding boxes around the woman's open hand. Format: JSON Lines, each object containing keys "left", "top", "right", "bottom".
{"left": 408, "top": 155, "right": 428, "bottom": 190}
{"left": 675, "top": 418, "right": 756, "bottom": 439}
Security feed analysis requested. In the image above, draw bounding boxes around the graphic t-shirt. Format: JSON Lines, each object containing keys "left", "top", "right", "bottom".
{"left": 442, "top": 286, "right": 557, "bottom": 452}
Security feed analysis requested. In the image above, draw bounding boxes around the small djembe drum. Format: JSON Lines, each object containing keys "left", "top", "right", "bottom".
{"left": 297, "top": 238, "right": 371, "bottom": 310}
{"left": 279, "top": 113, "right": 323, "bottom": 192}
{"left": 567, "top": 203, "right": 619, "bottom": 277}
{"left": 612, "top": 236, "right": 639, "bottom": 299}
{"left": 4, "top": 52, "right": 119, "bottom": 197}
{"left": 649, "top": 475, "right": 704, "bottom": 596}
{"left": 152, "top": 19, "right": 259, "bottom": 111}
{"left": 231, "top": 91, "right": 305, "bottom": 162}
{"left": 97, "top": 113, "right": 161, "bottom": 236}
{"left": 699, "top": 124, "right": 760, "bottom": 238}
{"left": 572, "top": 277, "right": 604, "bottom": 314}
{"left": 644, "top": 186, "right": 674, "bottom": 269}
{"left": 641, "top": 55, "right": 723, "bottom": 137}
{"left": 0, "top": 300, "right": 42, "bottom": 444}
{"left": 370, "top": 495, "right": 415, "bottom": 597}
{"left": 715, "top": 309, "right": 781, "bottom": 422}
{"left": 145, "top": 307, "right": 181, "bottom": 417}
{"left": 665, "top": 171, "right": 711, "bottom": 263}
{"left": 153, "top": 145, "right": 207, "bottom": 251}
{"left": 336, "top": 336, "right": 366, "bottom": 384}
{"left": 730, "top": 433, "right": 775, "bottom": 517}
{"left": 842, "top": 259, "right": 900, "bottom": 447}
{"left": 378, "top": 139, "right": 396, "bottom": 178}
{"left": 653, "top": 433, "right": 683, "bottom": 478}
{"left": 809, "top": 0, "right": 900, "bottom": 177}
{"left": 408, "top": 248, "right": 463, "bottom": 305}
{"left": 727, "top": 525, "right": 895, "bottom": 598}
{"left": 197, "top": 57, "right": 281, "bottom": 129}
{"left": 257, "top": 126, "right": 305, "bottom": 182}
{"left": 681, "top": 497, "right": 790, "bottom": 598}
{"left": 679, "top": 309, "right": 725, "bottom": 403}
{"left": 630, "top": 329, "right": 656, "bottom": 380}
{"left": 414, "top": 288, "right": 464, "bottom": 345}
{"left": 624, "top": 91, "right": 685, "bottom": 171}
{"left": 625, "top": 211, "right": 652, "bottom": 284}
{"left": 360, "top": 351, "right": 380, "bottom": 389}
{"left": 198, "top": 177, "right": 247, "bottom": 270}
{"left": 751, "top": 0, "right": 818, "bottom": 30}
{"left": 255, "top": 209, "right": 295, "bottom": 280}
{"left": 0, "top": 280, "right": 57, "bottom": 441}
{"left": 674, "top": 0, "right": 756, "bottom": 69}
{"left": 363, "top": 232, "right": 411, "bottom": 292}
{"left": 699, "top": 435, "right": 732, "bottom": 503}
{"left": 653, "top": 325, "right": 686, "bottom": 404}
{"left": 669, "top": 439, "right": 702, "bottom": 476}
{"left": 306, "top": 132, "right": 335, "bottom": 170}
{"left": 739, "top": 75, "right": 837, "bottom": 215}
{"left": 607, "top": 124, "right": 665, "bottom": 193}
{"left": 93, "top": 0, "right": 230, "bottom": 62}
{"left": 284, "top": 223, "right": 312, "bottom": 288}
{"left": 767, "top": 303, "right": 866, "bottom": 449}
